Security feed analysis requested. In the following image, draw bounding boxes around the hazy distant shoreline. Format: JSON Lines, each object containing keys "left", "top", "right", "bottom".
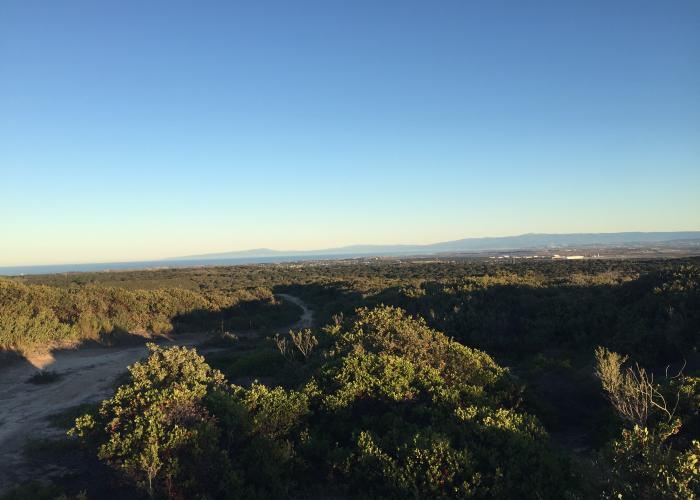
{"left": 4, "top": 230, "right": 700, "bottom": 276}
{"left": 0, "top": 254, "right": 373, "bottom": 276}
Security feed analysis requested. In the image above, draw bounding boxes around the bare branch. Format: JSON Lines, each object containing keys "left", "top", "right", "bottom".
{"left": 289, "top": 328, "right": 318, "bottom": 361}
{"left": 594, "top": 347, "right": 682, "bottom": 427}
{"left": 274, "top": 333, "right": 293, "bottom": 360}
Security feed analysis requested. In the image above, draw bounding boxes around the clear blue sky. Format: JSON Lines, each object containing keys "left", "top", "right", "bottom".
{"left": 1, "top": 0, "right": 699, "bottom": 265}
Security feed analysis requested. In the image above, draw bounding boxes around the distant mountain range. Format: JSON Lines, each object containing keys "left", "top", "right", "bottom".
{"left": 172, "top": 231, "right": 700, "bottom": 260}
{"left": 3, "top": 231, "right": 700, "bottom": 277}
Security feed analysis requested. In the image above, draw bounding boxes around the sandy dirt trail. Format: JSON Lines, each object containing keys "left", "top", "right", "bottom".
{"left": 276, "top": 293, "right": 314, "bottom": 330}
{"left": 0, "top": 294, "right": 312, "bottom": 490}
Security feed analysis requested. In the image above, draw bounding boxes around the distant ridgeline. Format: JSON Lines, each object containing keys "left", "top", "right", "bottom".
{"left": 3, "top": 231, "right": 699, "bottom": 276}
{"left": 172, "top": 231, "right": 700, "bottom": 260}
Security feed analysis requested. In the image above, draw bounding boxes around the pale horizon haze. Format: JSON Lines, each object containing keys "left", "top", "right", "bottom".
{"left": 2, "top": 1, "right": 699, "bottom": 266}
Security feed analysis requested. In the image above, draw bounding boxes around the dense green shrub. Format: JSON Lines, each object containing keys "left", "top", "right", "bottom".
{"left": 600, "top": 423, "right": 700, "bottom": 499}
{"left": 72, "top": 344, "right": 309, "bottom": 499}
{"left": 70, "top": 344, "right": 233, "bottom": 498}
{"left": 305, "top": 306, "right": 569, "bottom": 498}
{"left": 72, "top": 307, "right": 573, "bottom": 499}
{"left": 0, "top": 279, "right": 298, "bottom": 351}
{"left": 673, "top": 375, "right": 700, "bottom": 441}
{"left": 594, "top": 348, "right": 700, "bottom": 499}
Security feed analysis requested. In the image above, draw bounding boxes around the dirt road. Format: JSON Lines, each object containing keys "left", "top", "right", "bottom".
{"left": 0, "top": 294, "right": 312, "bottom": 490}
{"left": 276, "top": 293, "right": 314, "bottom": 330}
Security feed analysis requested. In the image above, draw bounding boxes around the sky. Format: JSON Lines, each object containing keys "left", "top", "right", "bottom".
{"left": 1, "top": 0, "right": 699, "bottom": 266}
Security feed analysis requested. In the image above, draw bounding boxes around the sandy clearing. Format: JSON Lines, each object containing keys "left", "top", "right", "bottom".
{"left": 0, "top": 340, "right": 201, "bottom": 488}
{"left": 0, "top": 294, "right": 312, "bottom": 491}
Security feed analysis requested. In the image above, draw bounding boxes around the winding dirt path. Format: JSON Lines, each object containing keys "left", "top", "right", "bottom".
{"left": 276, "top": 293, "right": 314, "bottom": 330}
{"left": 0, "top": 295, "right": 312, "bottom": 491}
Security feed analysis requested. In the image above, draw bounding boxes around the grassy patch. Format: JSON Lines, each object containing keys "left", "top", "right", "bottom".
{"left": 200, "top": 331, "right": 240, "bottom": 348}
{"left": 23, "top": 437, "right": 80, "bottom": 460}
{"left": 0, "top": 482, "right": 87, "bottom": 500}
{"left": 27, "top": 370, "right": 62, "bottom": 385}
{"left": 47, "top": 403, "right": 99, "bottom": 430}
{"left": 0, "top": 481, "right": 65, "bottom": 500}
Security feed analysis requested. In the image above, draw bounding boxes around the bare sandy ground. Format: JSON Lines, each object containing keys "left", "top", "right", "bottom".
{"left": 0, "top": 294, "right": 312, "bottom": 491}
{"left": 276, "top": 293, "right": 314, "bottom": 330}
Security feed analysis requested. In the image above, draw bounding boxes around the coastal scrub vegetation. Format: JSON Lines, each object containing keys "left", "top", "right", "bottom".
{"left": 0, "top": 279, "right": 300, "bottom": 352}
{"left": 69, "top": 304, "right": 700, "bottom": 498}
{"left": 1, "top": 257, "right": 699, "bottom": 498}
{"left": 71, "top": 309, "right": 571, "bottom": 499}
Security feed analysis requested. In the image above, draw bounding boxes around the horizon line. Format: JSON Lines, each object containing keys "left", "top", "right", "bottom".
{"left": 3, "top": 229, "right": 700, "bottom": 269}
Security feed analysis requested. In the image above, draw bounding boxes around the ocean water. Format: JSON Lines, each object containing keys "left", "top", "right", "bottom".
{"left": 0, "top": 254, "right": 368, "bottom": 276}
